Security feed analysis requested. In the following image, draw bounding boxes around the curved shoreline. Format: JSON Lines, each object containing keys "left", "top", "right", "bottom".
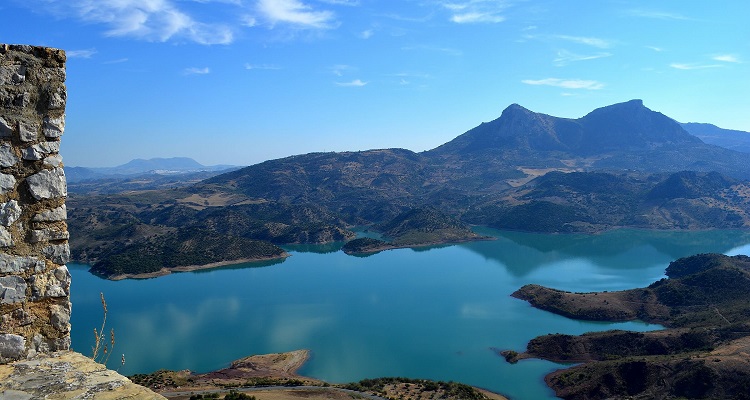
{"left": 107, "top": 253, "right": 291, "bottom": 280}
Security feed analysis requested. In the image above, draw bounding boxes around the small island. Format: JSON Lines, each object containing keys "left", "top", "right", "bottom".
{"left": 505, "top": 253, "right": 750, "bottom": 399}
{"left": 342, "top": 207, "right": 492, "bottom": 255}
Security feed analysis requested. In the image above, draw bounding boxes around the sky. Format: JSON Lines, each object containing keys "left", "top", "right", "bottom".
{"left": 1, "top": 0, "right": 748, "bottom": 167}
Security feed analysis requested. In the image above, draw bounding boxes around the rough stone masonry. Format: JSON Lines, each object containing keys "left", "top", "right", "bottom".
{"left": 0, "top": 44, "right": 71, "bottom": 363}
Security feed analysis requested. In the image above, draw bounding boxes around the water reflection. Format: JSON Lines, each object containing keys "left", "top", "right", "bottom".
{"left": 463, "top": 228, "right": 750, "bottom": 277}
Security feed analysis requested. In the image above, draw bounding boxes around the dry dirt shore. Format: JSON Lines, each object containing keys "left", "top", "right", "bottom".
{"left": 133, "top": 350, "right": 508, "bottom": 400}
{"left": 109, "top": 254, "right": 290, "bottom": 280}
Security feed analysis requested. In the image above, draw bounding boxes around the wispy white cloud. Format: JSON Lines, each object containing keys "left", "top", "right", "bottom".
{"left": 37, "top": 0, "right": 233, "bottom": 44}
{"left": 256, "top": 0, "right": 336, "bottom": 29}
{"left": 554, "top": 35, "right": 612, "bottom": 49}
{"left": 437, "top": 0, "right": 510, "bottom": 24}
{"left": 336, "top": 79, "right": 367, "bottom": 87}
{"left": 713, "top": 54, "right": 741, "bottom": 63}
{"left": 646, "top": 46, "right": 664, "bottom": 52}
{"left": 319, "top": 0, "right": 359, "bottom": 5}
{"left": 184, "top": 67, "right": 211, "bottom": 75}
{"left": 244, "top": 63, "right": 281, "bottom": 70}
{"left": 360, "top": 29, "right": 374, "bottom": 39}
{"left": 554, "top": 50, "right": 611, "bottom": 66}
{"left": 626, "top": 9, "right": 690, "bottom": 20}
{"left": 330, "top": 64, "right": 353, "bottom": 76}
{"left": 522, "top": 78, "right": 605, "bottom": 90}
{"left": 67, "top": 48, "right": 97, "bottom": 58}
{"left": 103, "top": 58, "right": 129, "bottom": 64}
{"left": 670, "top": 63, "right": 722, "bottom": 70}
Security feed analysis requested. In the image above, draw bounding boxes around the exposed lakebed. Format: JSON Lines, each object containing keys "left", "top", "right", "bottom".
{"left": 69, "top": 228, "right": 750, "bottom": 399}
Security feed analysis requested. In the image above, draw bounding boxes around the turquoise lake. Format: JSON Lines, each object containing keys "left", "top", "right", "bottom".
{"left": 69, "top": 228, "right": 750, "bottom": 399}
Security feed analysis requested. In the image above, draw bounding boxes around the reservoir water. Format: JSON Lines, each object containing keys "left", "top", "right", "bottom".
{"left": 69, "top": 228, "right": 750, "bottom": 399}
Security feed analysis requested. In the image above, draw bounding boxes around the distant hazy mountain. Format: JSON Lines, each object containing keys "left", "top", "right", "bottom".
{"left": 66, "top": 157, "right": 239, "bottom": 183}
{"left": 681, "top": 122, "right": 750, "bottom": 153}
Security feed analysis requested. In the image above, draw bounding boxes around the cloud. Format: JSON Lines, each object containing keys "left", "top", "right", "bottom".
{"left": 554, "top": 35, "right": 612, "bottom": 49}
{"left": 67, "top": 48, "right": 97, "bottom": 58}
{"left": 713, "top": 54, "right": 740, "bottom": 63}
{"left": 522, "top": 78, "right": 605, "bottom": 90}
{"left": 39, "top": 0, "right": 233, "bottom": 44}
{"left": 335, "top": 79, "right": 367, "bottom": 87}
{"left": 554, "top": 50, "right": 611, "bottom": 66}
{"left": 437, "top": 0, "right": 510, "bottom": 24}
{"left": 360, "top": 29, "right": 374, "bottom": 39}
{"left": 330, "top": 64, "right": 354, "bottom": 76}
{"left": 184, "top": 67, "right": 211, "bottom": 75}
{"left": 646, "top": 46, "right": 664, "bottom": 52}
{"left": 244, "top": 63, "right": 281, "bottom": 70}
{"left": 669, "top": 63, "right": 722, "bottom": 70}
{"left": 625, "top": 9, "right": 690, "bottom": 20}
{"left": 319, "top": 0, "right": 359, "bottom": 5}
{"left": 103, "top": 58, "right": 129, "bottom": 64}
{"left": 256, "top": 0, "right": 336, "bottom": 29}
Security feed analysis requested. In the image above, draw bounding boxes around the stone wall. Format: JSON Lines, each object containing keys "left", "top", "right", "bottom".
{"left": 0, "top": 44, "right": 70, "bottom": 362}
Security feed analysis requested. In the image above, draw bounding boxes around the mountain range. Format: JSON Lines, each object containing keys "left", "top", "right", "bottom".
{"left": 66, "top": 100, "right": 750, "bottom": 277}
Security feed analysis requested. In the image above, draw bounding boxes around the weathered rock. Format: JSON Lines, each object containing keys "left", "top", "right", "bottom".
{"left": 42, "top": 154, "right": 63, "bottom": 168}
{"left": 47, "top": 87, "right": 65, "bottom": 110}
{"left": 30, "top": 228, "right": 69, "bottom": 243}
{"left": 0, "top": 254, "right": 43, "bottom": 274}
{"left": 26, "top": 167, "right": 66, "bottom": 200}
{"left": 0, "top": 226, "right": 12, "bottom": 247}
{"left": 0, "top": 173, "right": 16, "bottom": 195}
{"left": 49, "top": 303, "right": 71, "bottom": 334}
{"left": 29, "top": 266, "right": 71, "bottom": 301}
{"left": 0, "top": 351, "right": 167, "bottom": 399}
{"left": 17, "top": 120, "right": 37, "bottom": 142}
{"left": 0, "top": 117, "right": 12, "bottom": 137}
{"left": 31, "top": 205, "right": 66, "bottom": 222}
{"left": 0, "top": 334, "right": 25, "bottom": 363}
{"left": 0, "top": 144, "right": 18, "bottom": 168}
{"left": 0, "top": 276, "right": 27, "bottom": 304}
{"left": 42, "top": 115, "right": 64, "bottom": 138}
{"left": 21, "top": 141, "right": 59, "bottom": 161}
{"left": 0, "top": 65, "right": 26, "bottom": 85}
{"left": 0, "top": 200, "right": 21, "bottom": 226}
{"left": 41, "top": 243, "right": 70, "bottom": 264}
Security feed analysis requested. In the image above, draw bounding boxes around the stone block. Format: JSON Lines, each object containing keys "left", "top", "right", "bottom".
{"left": 42, "top": 154, "right": 62, "bottom": 168}
{"left": 26, "top": 168, "right": 67, "bottom": 200}
{"left": 0, "top": 334, "right": 25, "bottom": 363}
{"left": 42, "top": 115, "right": 64, "bottom": 138}
{"left": 0, "top": 276, "right": 27, "bottom": 304}
{"left": 0, "top": 117, "right": 12, "bottom": 137}
{"left": 0, "top": 143, "right": 18, "bottom": 167}
{"left": 30, "top": 228, "right": 69, "bottom": 243}
{"left": 18, "top": 120, "right": 38, "bottom": 142}
{"left": 0, "top": 65, "right": 26, "bottom": 85}
{"left": 0, "top": 226, "right": 12, "bottom": 247}
{"left": 22, "top": 141, "right": 60, "bottom": 161}
{"left": 0, "top": 173, "right": 16, "bottom": 194}
{"left": 32, "top": 205, "right": 66, "bottom": 222}
{"left": 0, "top": 254, "right": 44, "bottom": 274}
{"left": 41, "top": 243, "right": 70, "bottom": 265}
{"left": 49, "top": 303, "right": 71, "bottom": 334}
{"left": 30, "top": 266, "right": 71, "bottom": 300}
{"left": 47, "top": 87, "right": 65, "bottom": 110}
{"left": 0, "top": 200, "right": 21, "bottom": 226}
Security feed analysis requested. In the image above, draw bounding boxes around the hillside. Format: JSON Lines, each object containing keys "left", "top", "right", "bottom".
{"left": 682, "top": 122, "right": 750, "bottom": 153}
{"left": 509, "top": 254, "right": 750, "bottom": 399}
{"left": 66, "top": 101, "right": 750, "bottom": 277}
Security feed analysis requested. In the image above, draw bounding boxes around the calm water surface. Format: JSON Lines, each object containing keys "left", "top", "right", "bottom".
{"left": 69, "top": 229, "right": 750, "bottom": 399}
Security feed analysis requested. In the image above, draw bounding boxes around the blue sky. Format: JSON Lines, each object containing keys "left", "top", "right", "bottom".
{"left": 2, "top": 0, "right": 748, "bottom": 167}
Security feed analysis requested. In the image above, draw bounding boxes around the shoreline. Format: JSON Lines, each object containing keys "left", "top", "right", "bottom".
{"left": 107, "top": 253, "right": 291, "bottom": 280}
{"left": 342, "top": 235, "right": 495, "bottom": 256}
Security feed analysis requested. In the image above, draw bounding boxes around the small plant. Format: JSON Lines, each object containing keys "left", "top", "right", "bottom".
{"left": 91, "top": 292, "right": 116, "bottom": 366}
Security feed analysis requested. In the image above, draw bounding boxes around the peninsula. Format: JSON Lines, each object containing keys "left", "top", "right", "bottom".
{"left": 506, "top": 253, "right": 750, "bottom": 399}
